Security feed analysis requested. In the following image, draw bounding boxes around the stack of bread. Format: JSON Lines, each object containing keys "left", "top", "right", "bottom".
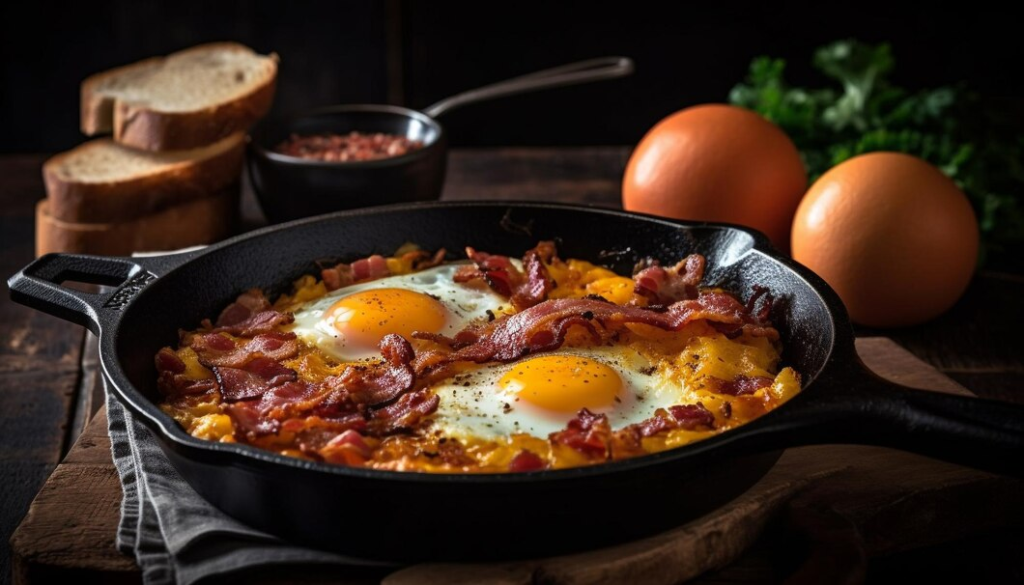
{"left": 37, "top": 42, "right": 279, "bottom": 256}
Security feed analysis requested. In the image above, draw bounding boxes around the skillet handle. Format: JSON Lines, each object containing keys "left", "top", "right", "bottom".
{"left": 422, "top": 56, "right": 634, "bottom": 118}
{"left": 807, "top": 366, "right": 1024, "bottom": 477}
{"left": 6, "top": 251, "right": 191, "bottom": 334}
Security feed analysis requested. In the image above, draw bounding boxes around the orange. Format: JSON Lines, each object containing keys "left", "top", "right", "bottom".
{"left": 622, "top": 104, "right": 806, "bottom": 250}
{"left": 791, "top": 152, "right": 978, "bottom": 327}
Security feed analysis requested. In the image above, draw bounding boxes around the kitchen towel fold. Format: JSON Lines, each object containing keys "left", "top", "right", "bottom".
{"left": 105, "top": 383, "right": 391, "bottom": 585}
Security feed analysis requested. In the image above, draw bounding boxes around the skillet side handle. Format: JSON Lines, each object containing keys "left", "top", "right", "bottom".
{"left": 6, "top": 253, "right": 151, "bottom": 334}
{"left": 840, "top": 369, "right": 1024, "bottom": 477}
{"left": 422, "top": 56, "right": 634, "bottom": 118}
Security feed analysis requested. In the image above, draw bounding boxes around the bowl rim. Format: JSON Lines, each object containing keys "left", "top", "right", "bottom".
{"left": 249, "top": 104, "right": 446, "bottom": 169}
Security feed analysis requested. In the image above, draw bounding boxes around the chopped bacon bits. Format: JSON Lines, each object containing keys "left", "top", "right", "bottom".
{"left": 549, "top": 409, "right": 612, "bottom": 457}
{"left": 710, "top": 375, "right": 774, "bottom": 396}
{"left": 509, "top": 449, "right": 547, "bottom": 472}
{"left": 455, "top": 241, "right": 556, "bottom": 311}
{"left": 633, "top": 254, "right": 706, "bottom": 305}
{"left": 322, "top": 254, "right": 390, "bottom": 291}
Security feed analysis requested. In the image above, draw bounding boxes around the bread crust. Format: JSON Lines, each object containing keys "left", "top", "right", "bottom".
{"left": 43, "top": 134, "right": 245, "bottom": 223}
{"left": 80, "top": 42, "right": 278, "bottom": 151}
{"left": 35, "top": 185, "right": 240, "bottom": 257}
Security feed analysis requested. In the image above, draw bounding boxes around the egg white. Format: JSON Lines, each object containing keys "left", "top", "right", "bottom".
{"left": 426, "top": 345, "right": 691, "bottom": 441}
{"left": 289, "top": 262, "right": 509, "bottom": 361}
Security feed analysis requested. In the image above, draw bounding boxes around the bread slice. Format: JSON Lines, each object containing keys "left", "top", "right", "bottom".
{"left": 81, "top": 42, "right": 277, "bottom": 151}
{"left": 36, "top": 186, "right": 239, "bottom": 257}
{"left": 43, "top": 132, "right": 245, "bottom": 223}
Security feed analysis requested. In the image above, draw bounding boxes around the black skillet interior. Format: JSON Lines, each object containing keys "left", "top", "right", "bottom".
{"left": 9, "top": 202, "right": 1024, "bottom": 561}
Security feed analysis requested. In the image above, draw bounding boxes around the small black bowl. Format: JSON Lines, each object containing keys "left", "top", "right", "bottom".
{"left": 247, "top": 105, "right": 447, "bottom": 223}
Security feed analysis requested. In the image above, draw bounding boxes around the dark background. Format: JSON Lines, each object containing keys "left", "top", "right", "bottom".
{"left": 1, "top": 1, "right": 1022, "bottom": 154}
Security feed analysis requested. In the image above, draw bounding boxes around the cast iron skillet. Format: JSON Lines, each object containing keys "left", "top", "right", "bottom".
{"left": 8, "top": 202, "right": 1024, "bottom": 562}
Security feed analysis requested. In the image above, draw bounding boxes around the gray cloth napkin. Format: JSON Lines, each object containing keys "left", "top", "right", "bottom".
{"left": 105, "top": 381, "right": 391, "bottom": 585}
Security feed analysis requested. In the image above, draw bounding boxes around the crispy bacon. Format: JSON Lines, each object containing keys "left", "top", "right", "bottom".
{"left": 630, "top": 404, "right": 715, "bottom": 437}
{"left": 335, "top": 334, "right": 415, "bottom": 406}
{"left": 509, "top": 449, "right": 547, "bottom": 472}
{"left": 549, "top": 408, "right": 611, "bottom": 457}
{"left": 711, "top": 375, "right": 774, "bottom": 396}
{"left": 633, "top": 254, "right": 705, "bottom": 305}
{"left": 668, "top": 403, "right": 717, "bottom": 429}
{"left": 215, "top": 289, "right": 272, "bottom": 327}
{"left": 257, "top": 380, "right": 320, "bottom": 418}
{"left": 214, "top": 357, "right": 298, "bottom": 401}
{"left": 319, "top": 429, "right": 373, "bottom": 465}
{"left": 368, "top": 390, "right": 440, "bottom": 434}
{"left": 155, "top": 347, "right": 186, "bottom": 375}
{"left": 154, "top": 348, "right": 219, "bottom": 396}
{"left": 403, "top": 248, "right": 447, "bottom": 271}
{"left": 416, "top": 291, "right": 777, "bottom": 367}
{"left": 322, "top": 254, "right": 391, "bottom": 291}
{"left": 226, "top": 400, "right": 280, "bottom": 437}
{"left": 455, "top": 242, "right": 555, "bottom": 311}
{"left": 191, "top": 332, "right": 300, "bottom": 367}
{"left": 211, "top": 310, "right": 295, "bottom": 337}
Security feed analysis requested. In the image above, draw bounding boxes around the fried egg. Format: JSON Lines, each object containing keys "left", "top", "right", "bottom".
{"left": 289, "top": 263, "right": 508, "bottom": 361}
{"left": 427, "top": 345, "right": 690, "bottom": 440}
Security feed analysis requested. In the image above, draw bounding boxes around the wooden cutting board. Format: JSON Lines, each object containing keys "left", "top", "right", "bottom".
{"left": 10, "top": 338, "right": 1024, "bottom": 584}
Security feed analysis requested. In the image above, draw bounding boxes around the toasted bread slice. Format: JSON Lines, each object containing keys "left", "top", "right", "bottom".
{"left": 35, "top": 186, "right": 239, "bottom": 257}
{"left": 43, "top": 132, "right": 245, "bottom": 223}
{"left": 81, "top": 42, "right": 277, "bottom": 151}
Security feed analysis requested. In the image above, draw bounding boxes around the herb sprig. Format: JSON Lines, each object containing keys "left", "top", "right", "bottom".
{"left": 729, "top": 40, "right": 1024, "bottom": 270}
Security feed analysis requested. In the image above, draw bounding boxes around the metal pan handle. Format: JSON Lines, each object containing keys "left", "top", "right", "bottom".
{"left": 422, "top": 56, "right": 634, "bottom": 118}
{"left": 786, "top": 366, "right": 1024, "bottom": 477}
{"left": 6, "top": 251, "right": 194, "bottom": 334}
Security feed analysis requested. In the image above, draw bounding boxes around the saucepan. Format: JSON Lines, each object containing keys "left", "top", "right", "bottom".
{"left": 247, "top": 58, "right": 634, "bottom": 222}
{"left": 7, "top": 202, "right": 1023, "bottom": 562}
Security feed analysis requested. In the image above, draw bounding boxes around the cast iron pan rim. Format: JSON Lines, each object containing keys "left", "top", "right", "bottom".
{"left": 103, "top": 200, "right": 845, "bottom": 484}
{"left": 250, "top": 104, "right": 445, "bottom": 169}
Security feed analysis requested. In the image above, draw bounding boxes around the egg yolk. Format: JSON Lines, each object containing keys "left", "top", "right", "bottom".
{"left": 325, "top": 288, "right": 447, "bottom": 350}
{"left": 499, "top": 355, "right": 622, "bottom": 414}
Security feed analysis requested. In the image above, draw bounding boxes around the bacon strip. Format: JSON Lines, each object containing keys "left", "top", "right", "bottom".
{"left": 215, "top": 289, "right": 272, "bottom": 327}
{"left": 210, "top": 310, "right": 295, "bottom": 337}
{"left": 633, "top": 254, "right": 705, "bottom": 305}
{"left": 155, "top": 348, "right": 218, "bottom": 396}
{"left": 415, "top": 292, "right": 777, "bottom": 368}
{"left": 549, "top": 408, "right": 611, "bottom": 457}
{"left": 551, "top": 403, "right": 717, "bottom": 460}
{"left": 368, "top": 390, "right": 440, "bottom": 434}
{"left": 454, "top": 242, "right": 555, "bottom": 311}
{"left": 191, "top": 331, "right": 300, "bottom": 368}
{"left": 710, "top": 375, "right": 774, "bottom": 396}
{"left": 335, "top": 334, "right": 415, "bottom": 406}
{"left": 403, "top": 248, "right": 447, "bottom": 271}
{"left": 214, "top": 357, "right": 298, "bottom": 401}
{"left": 322, "top": 254, "right": 391, "bottom": 291}
{"left": 226, "top": 400, "right": 281, "bottom": 437}
{"left": 509, "top": 449, "right": 547, "bottom": 472}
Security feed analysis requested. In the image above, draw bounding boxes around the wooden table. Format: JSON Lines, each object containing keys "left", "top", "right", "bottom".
{"left": 1, "top": 148, "right": 1023, "bottom": 584}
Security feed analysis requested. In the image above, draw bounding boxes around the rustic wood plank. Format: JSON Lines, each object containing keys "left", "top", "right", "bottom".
{"left": 69, "top": 333, "right": 105, "bottom": 442}
{"left": 442, "top": 148, "right": 627, "bottom": 206}
{"left": 10, "top": 408, "right": 135, "bottom": 579}
{"left": 0, "top": 154, "right": 87, "bottom": 585}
